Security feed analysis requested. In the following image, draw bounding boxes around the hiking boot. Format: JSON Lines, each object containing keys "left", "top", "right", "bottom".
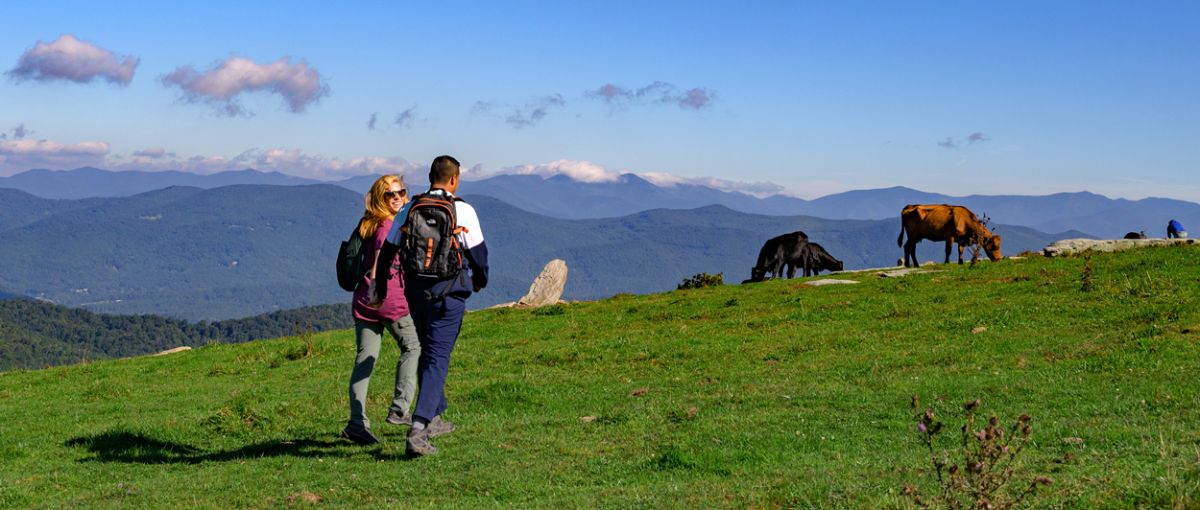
{"left": 385, "top": 410, "right": 412, "bottom": 426}
{"left": 427, "top": 415, "right": 456, "bottom": 438}
{"left": 340, "top": 424, "right": 380, "bottom": 445}
{"left": 406, "top": 427, "right": 438, "bottom": 456}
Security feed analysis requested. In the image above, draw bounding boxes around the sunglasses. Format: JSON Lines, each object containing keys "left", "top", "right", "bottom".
{"left": 384, "top": 189, "right": 407, "bottom": 199}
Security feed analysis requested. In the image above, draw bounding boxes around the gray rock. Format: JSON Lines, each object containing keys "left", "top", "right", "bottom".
{"left": 517, "top": 259, "right": 569, "bottom": 307}
{"left": 1043, "top": 238, "right": 1197, "bottom": 257}
{"left": 803, "top": 279, "right": 859, "bottom": 286}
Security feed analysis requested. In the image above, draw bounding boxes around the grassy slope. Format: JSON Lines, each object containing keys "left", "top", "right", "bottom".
{"left": 1, "top": 246, "right": 1198, "bottom": 509}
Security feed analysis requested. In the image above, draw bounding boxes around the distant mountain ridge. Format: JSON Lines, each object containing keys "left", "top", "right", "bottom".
{"left": 3, "top": 167, "right": 1197, "bottom": 238}
{"left": 0, "top": 184, "right": 1082, "bottom": 321}
{"left": 0, "top": 167, "right": 322, "bottom": 199}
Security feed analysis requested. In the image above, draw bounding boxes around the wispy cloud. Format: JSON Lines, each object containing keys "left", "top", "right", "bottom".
{"left": 394, "top": 106, "right": 417, "bottom": 129}
{"left": 586, "top": 81, "right": 715, "bottom": 110}
{"left": 938, "top": 132, "right": 990, "bottom": 149}
{"left": 132, "top": 147, "right": 171, "bottom": 159}
{"left": 0, "top": 138, "right": 110, "bottom": 172}
{"left": 472, "top": 95, "right": 565, "bottom": 129}
{"left": 161, "top": 56, "right": 329, "bottom": 117}
{"left": 0, "top": 123, "right": 31, "bottom": 141}
{"left": 6, "top": 34, "right": 138, "bottom": 85}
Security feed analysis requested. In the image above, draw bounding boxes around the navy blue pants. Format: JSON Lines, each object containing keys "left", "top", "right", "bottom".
{"left": 406, "top": 292, "right": 466, "bottom": 423}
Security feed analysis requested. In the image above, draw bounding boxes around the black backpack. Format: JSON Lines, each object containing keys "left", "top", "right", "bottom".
{"left": 400, "top": 192, "right": 465, "bottom": 281}
{"left": 335, "top": 225, "right": 366, "bottom": 292}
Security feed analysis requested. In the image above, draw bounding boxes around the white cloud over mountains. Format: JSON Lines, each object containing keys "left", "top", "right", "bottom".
{"left": 103, "top": 147, "right": 418, "bottom": 180}
{"left": 0, "top": 138, "right": 110, "bottom": 171}
{"left": 161, "top": 56, "right": 329, "bottom": 116}
{"left": 485, "top": 159, "right": 783, "bottom": 197}
{"left": 7, "top": 34, "right": 138, "bottom": 85}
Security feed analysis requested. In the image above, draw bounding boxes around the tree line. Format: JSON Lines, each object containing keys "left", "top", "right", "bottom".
{"left": 0, "top": 299, "right": 352, "bottom": 371}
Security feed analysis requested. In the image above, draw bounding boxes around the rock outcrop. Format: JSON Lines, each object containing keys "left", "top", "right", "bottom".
{"left": 1043, "top": 238, "right": 1196, "bottom": 257}
{"left": 516, "top": 259, "right": 569, "bottom": 307}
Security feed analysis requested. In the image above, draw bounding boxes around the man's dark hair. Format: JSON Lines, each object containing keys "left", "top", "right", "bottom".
{"left": 429, "top": 155, "right": 461, "bottom": 185}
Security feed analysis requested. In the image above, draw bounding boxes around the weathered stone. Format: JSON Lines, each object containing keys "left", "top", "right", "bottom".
{"left": 1043, "top": 238, "right": 1196, "bottom": 257}
{"left": 517, "top": 259, "right": 568, "bottom": 307}
{"left": 152, "top": 346, "right": 192, "bottom": 356}
{"left": 803, "top": 279, "right": 859, "bottom": 286}
{"left": 877, "top": 268, "right": 932, "bottom": 278}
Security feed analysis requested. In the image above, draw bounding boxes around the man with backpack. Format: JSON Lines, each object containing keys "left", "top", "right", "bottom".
{"left": 374, "top": 155, "right": 488, "bottom": 456}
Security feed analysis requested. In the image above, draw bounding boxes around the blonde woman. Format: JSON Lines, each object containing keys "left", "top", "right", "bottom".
{"left": 342, "top": 174, "right": 420, "bottom": 445}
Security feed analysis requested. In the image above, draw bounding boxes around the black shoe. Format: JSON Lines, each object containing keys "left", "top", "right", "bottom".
{"left": 385, "top": 410, "right": 412, "bottom": 426}
{"left": 341, "top": 424, "right": 380, "bottom": 445}
{"left": 406, "top": 427, "right": 438, "bottom": 456}
{"left": 427, "top": 415, "right": 456, "bottom": 438}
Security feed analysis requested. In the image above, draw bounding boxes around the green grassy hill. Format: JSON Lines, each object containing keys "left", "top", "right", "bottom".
{"left": 1, "top": 246, "right": 1198, "bottom": 508}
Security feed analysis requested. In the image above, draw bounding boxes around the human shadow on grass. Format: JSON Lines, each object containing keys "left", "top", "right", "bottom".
{"left": 64, "top": 429, "right": 404, "bottom": 464}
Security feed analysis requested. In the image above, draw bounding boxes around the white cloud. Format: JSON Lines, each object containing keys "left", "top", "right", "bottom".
{"left": 492, "top": 159, "right": 623, "bottom": 183}
{"left": 106, "top": 147, "right": 419, "bottom": 180}
{"left": 161, "top": 56, "right": 329, "bottom": 116}
{"left": 7, "top": 34, "right": 138, "bottom": 85}
{"left": 640, "top": 172, "right": 783, "bottom": 197}
{"left": 0, "top": 138, "right": 110, "bottom": 173}
{"left": 484, "top": 159, "right": 784, "bottom": 197}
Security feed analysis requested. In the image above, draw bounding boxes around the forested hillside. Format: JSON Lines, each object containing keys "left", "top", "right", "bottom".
{"left": 0, "top": 185, "right": 1084, "bottom": 320}
{"left": 0, "top": 299, "right": 351, "bottom": 371}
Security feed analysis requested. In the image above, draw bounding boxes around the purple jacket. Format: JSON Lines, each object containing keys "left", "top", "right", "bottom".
{"left": 352, "top": 218, "right": 410, "bottom": 322}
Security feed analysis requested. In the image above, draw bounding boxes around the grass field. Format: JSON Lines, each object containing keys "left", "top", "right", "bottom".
{"left": 1, "top": 246, "right": 1199, "bottom": 509}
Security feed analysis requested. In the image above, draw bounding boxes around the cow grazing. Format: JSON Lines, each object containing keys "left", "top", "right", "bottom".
{"left": 897, "top": 204, "right": 1001, "bottom": 267}
{"left": 797, "top": 243, "right": 843, "bottom": 276}
{"left": 1123, "top": 231, "right": 1147, "bottom": 239}
{"left": 746, "top": 231, "right": 808, "bottom": 282}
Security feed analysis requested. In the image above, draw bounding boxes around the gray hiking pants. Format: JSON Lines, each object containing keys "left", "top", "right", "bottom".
{"left": 348, "top": 316, "right": 420, "bottom": 428}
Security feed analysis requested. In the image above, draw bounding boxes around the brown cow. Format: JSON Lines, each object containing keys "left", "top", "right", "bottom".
{"left": 897, "top": 204, "right": 1001, "bottom": 267}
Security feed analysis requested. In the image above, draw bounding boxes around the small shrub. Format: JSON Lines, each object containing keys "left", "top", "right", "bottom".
{"left": 677, "top": 272, "right": 724, "bottom": 290}
{"left": 904, "top": 396, "right": 1051, "bottom": 509}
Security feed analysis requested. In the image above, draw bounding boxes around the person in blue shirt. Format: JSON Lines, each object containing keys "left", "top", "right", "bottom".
{"left": 1168, "top": 219, "right": 1187, "bottom": 239}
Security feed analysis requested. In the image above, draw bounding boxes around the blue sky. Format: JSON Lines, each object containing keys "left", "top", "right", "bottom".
{"left": 1, "top": 1, "right": 1197, "bottom": 201}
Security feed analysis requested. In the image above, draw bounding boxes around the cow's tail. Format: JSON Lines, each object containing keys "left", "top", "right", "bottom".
{"left": 897, "top": 217, "right": 905, "bottom": 247}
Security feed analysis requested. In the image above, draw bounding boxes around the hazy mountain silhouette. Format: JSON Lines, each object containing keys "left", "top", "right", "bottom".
{"left": 0, "top": 184, "right": 1082, "bottom": 320}
{"left": 0, "top": 167, "right": 321, "bottom": 199}
{"left": 5, "top": 168, "right": 1197, "bottom": 238}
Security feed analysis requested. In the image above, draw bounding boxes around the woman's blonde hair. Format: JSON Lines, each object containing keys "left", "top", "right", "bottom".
{"left": 358, "top": 174, "right": 406, "bottom": 238}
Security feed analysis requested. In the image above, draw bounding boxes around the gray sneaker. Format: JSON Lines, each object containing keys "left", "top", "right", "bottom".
{"left": 406, "top": 427, "right": 437, "bottom": 456}
{"left": 427, "top": 415, "right": 456, "bottom": 437}
{"left": 341, "top": 424, "right": 380, "bottom": 445}
{"left": 385, "top": 410, "right": 412, "bottom": 426}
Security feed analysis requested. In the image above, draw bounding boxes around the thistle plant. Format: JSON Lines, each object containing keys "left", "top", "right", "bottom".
{"left": 904, "top": 396, "right": 1051, "bottom": 509}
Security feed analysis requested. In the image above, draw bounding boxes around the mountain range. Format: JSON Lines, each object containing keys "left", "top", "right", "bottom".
{"left": 3, "top": 167, "right": 1197, "bottom": 239}
{"left": 0, "top": 184, "right": 1082, "bottom": 321}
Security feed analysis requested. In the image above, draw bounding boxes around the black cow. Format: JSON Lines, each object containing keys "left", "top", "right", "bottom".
{"left": 1123, "top": 231, "right": 1147, "bottom": 239}
{"left": 798, "top": 243, "right": 844, "bottom": 276}
{"left": 745, "top": 231, "right": 808, "bottom": 283}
